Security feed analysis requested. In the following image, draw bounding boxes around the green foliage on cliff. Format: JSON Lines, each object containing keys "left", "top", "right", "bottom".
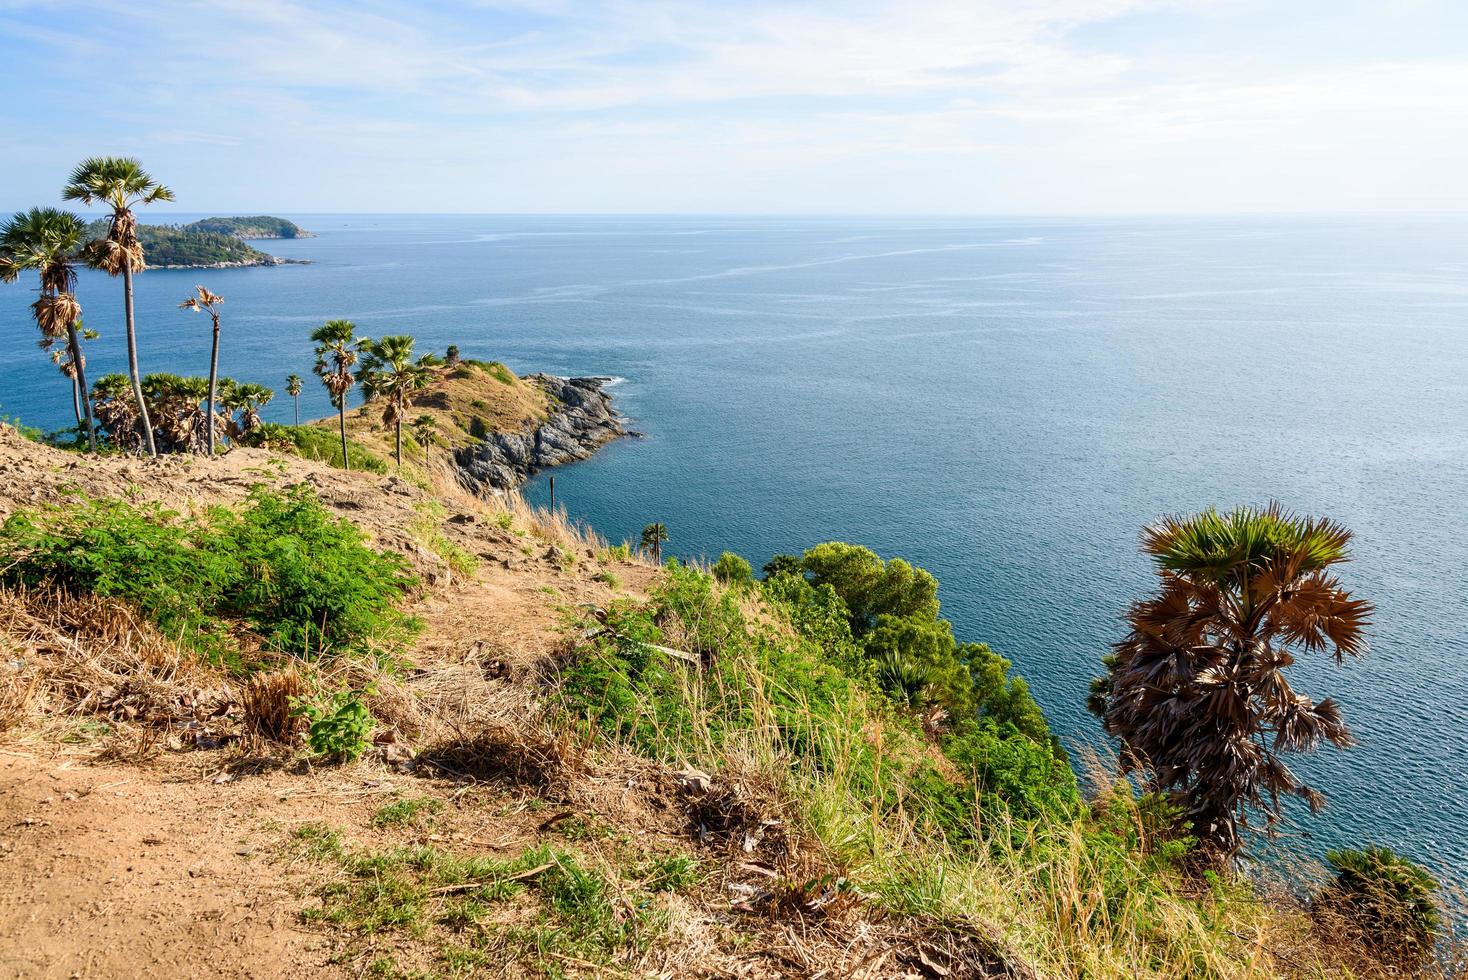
{"left": 559, "top": 558, "right": 1078, "bottom": 832}
{"left": 0, "top": 486, "right": 417, "bottom": 664}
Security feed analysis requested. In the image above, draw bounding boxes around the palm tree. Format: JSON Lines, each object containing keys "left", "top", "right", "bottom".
{"left": 0, "top": 208, "right": 98, "bottom": 451}
{"left": 640, "top": 522, "right": 668, "bottom": 564}
{"left": 359, "top": 335, "right": 432, "bottom": 467}
{"left": 286, "top": 373, "right": 303, "bottom": 425}
{"left": 143, "top": 373, "right": 212, "bottom": 452}
{"left": 90, "top": 373, "right": 141, "bottom": 451}
{"left": 1089, "top": 505, "right": 1372, "bottom": 859}
{"left": 445, "top": 344, "right": 462, "bottom": 368}
{"left": 63, "top": 157, "right": 174, "bottom": 458}
{"left": 409, "top": 414, "right": 436, "bottom": 466}
{"left": 310, "top": 319, "right": 362, "bottom": 470}
{"left": 231, "top": 382, "right": 274, "bottom": 437}
{"left": 179, "top": 285, "right": 224, "bottom": 455}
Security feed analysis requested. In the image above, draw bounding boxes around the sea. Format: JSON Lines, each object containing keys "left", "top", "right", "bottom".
{"left": 2, "top": 213, "right": 1465, "bottom": 874}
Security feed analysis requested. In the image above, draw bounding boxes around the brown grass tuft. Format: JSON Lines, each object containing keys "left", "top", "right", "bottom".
{"left": 241, "top": 667, "right": 306, "bottom": 744}
{"left": 0, "top": 586, "right": 204, "bottom": 726}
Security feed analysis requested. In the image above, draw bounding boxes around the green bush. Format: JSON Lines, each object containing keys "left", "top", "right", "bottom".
{"left": 282, "top": 425, "right": 388, "bottom": 474}
{"left": 0, "top": 486, "right": 418, "bottom": 664}
{"left": 775, "top": 544, "right": 1061, "bottom": 759}
{"left": 710, "top": 551, "right": 753, "bottom": 586}
{"left": 296, "top": 688, "right": 375, "bottom": 762}
{"left": 558, "top": 561, "right": 1076, "bottom": 841}
{"left": 1320, "top": 846, "right": 1442, "bottom": 965}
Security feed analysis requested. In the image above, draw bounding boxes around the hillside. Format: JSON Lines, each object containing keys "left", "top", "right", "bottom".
{"left": 306, "top": 360, "right": 625, "bottom": 491}
{"left": 0, "top": 417, "right": 1457, "bottom": 978}
{"left": 84, "top": 217, "right": 311, "bottom": 268}
{"left": 187, "top": 215, "right": 313, "bottom": 239}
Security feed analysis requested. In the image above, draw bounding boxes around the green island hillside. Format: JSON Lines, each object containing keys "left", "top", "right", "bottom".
{"left": 185, "top": 215, "right": 314, "bottom": 239}
{"left": 80, "top": 215, "right": 311, "bottom": 268}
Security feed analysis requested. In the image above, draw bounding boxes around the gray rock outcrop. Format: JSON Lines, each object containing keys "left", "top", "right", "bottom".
{"left": 454, "top": 375, "right": 627, "bottom": 493}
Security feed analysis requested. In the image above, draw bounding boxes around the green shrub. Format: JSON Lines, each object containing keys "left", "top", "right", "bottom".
{"left": 1320, "top": 846, "right": 1442, "bottom": 965}
{"left": 761, "top": 553, "right": 803, "bottom": 579}
{"left": 295, "top": 688, "right": 374, "bottom": 762}
{"left": 558, "top": 562, "right": 1074, "bottom": 841}
{"left": 208, "top": 486, "right": 419, "bottom": 657}
{"left": 282, "top": 425, "right": 388, "bottom": 474}
{"left": 710, "top": 551, "right": 753, "bottom": 586}
{"left": 0, "top": 486, "right": 418, "bottom": 664}
{"left": 242, "top": 422, "right": 296, "bottom": 452}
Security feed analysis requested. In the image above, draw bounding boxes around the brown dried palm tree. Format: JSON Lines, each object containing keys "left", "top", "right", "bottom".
{"left": 0, "top": 208, "right": 98, "bottom": 451}
{"left": 1090, "top": 504, "right": 1372, "bottom": 858}
{"left": 63, "top": 157, "right": 174, "bottom": 458}
{"left": 179, "top": 285, "right": 224, "bottom": 455}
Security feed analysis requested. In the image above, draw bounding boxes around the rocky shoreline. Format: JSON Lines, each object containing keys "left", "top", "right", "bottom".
{"left": 453, "top": 375, "right": 629, "bottom": 493}
{"left": 151, "top": 256, "right": 311, "bottom": 270}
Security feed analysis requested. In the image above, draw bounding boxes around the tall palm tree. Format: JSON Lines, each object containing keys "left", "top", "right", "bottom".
{"left": 179, "top": 285, "right": 224, "bottom": 455}
{"left": 360, "top": 335, "right": 433, "bottom": 468}
{"left": 286, "top": 373, "right": 303, "bottom": 425}
{"left": 310, "top": 319, "right": 362, "bottom": 471}
{"left": 63, "top": 156, "right": 174, "bottom": 458}
{"left": 640, "top": 522, "right": 669, "bottom": 564}
{"left": 1090, "top": 504, "right": 1373, "bottom": 859}
{"left": 409, "top": 414, "right": 436, "bottom": 466}
{"left": 0, "top": 208, "right": 97, "bottom": 451}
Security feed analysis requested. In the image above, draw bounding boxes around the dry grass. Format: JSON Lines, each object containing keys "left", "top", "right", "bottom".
{"left": 0, "top": 586, "right": 209, "bottom": 730}
{"left": 241, "top": 666, "right": 306, "bottom": 744}
{"left": 318, "top": 361, "right": 549, "bottom": 462}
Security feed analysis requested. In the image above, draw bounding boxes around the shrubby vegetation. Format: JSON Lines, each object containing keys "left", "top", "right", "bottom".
{"left": 0, "top": 485, "right": 417, "bottom": 665}
{"left": 184, "top": 215, "right": 310, "bottom": 239}
{"left": 84, "top": 219, "right": 277, "bottom": 267}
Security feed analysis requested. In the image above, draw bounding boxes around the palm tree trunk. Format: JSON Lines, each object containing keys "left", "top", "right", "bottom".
{"left": 70, "top": 374, "right": 83, "bottom": 427}
{"left": 67, "top": 325, "right": 96, "bottom": 453}
{"left": 122, "top": 263, "right": 157, "bottom": 457}
{"left": 395, "top": 420, "right": 403, "bottom": 467}
{"left": 338, "top": 400, "right": 350, "bottom": 472}
{"left": 206, "top": 315, "right": 219, "bottom": 455}
{"left": 294, "top": 396, "right": 300, "bottom": 426}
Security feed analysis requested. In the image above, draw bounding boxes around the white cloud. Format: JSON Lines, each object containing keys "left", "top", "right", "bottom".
{"left": 4, "top": 0, "right": 1467, "bottom": 212}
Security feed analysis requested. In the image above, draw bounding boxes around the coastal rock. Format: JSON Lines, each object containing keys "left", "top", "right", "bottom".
{"left": 454, "top": 375, "right": 628, "bottom": 493}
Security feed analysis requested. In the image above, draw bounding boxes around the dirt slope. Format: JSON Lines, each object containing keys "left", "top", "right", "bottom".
{"left": 0, "top": 427, "right": 666, "bottom": 979}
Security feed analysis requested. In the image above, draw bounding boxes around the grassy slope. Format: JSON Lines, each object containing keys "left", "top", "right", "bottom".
{"left": 311, "top": 361, "right": 548, "bottom": 465}
{"left": 0, "top": 423, "right": 1457, "bottom": 978}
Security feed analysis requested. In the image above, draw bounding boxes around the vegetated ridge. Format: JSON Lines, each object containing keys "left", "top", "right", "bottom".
{"left": 83, "top": 215, "right": 312, "bottom": 268}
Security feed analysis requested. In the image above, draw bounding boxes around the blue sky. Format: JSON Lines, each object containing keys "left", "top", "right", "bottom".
{"left": 2, "top": 0, "right": 1466, "bottom": 213}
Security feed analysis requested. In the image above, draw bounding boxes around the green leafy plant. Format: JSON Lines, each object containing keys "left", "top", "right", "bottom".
{"left": 711, "top": 551, "right": 753, "bottom": 586}
{"left": 295, "top": 688, "right": 374, "bottom": 762}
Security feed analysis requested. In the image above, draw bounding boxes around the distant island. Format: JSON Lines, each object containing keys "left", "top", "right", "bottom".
{"left": 184, "top": 215, "right": 314, "bottom": 240}
{"left": 86, "top": 215, "right": 313, "bottom": 269}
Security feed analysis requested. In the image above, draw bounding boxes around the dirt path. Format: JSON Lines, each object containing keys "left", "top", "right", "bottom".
{"left": 0, "top": 749, "right": 345, "bottom": 979}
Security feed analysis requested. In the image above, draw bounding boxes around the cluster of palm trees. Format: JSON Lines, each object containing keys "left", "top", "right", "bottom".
{"left": 309, "top": 320, "right": 441, "bottom": 471}
{"left": 1, "top": 155, "right": 445, "bottom": 469}
{"left": 0, "top": 156, "right": 179, "bottom": 456}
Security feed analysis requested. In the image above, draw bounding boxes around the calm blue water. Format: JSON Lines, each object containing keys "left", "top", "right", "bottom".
{"left": 2, "top": 214, "right": 1466, "bottom": 873}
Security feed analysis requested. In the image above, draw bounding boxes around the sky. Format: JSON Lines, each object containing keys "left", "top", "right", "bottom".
{"left": 1, "top": 0, "right": 1467, "bottom": 214}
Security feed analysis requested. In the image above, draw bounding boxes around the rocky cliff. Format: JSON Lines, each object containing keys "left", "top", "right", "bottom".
{"left": 453, "top": 375, "right": 627, "bottom": 492}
